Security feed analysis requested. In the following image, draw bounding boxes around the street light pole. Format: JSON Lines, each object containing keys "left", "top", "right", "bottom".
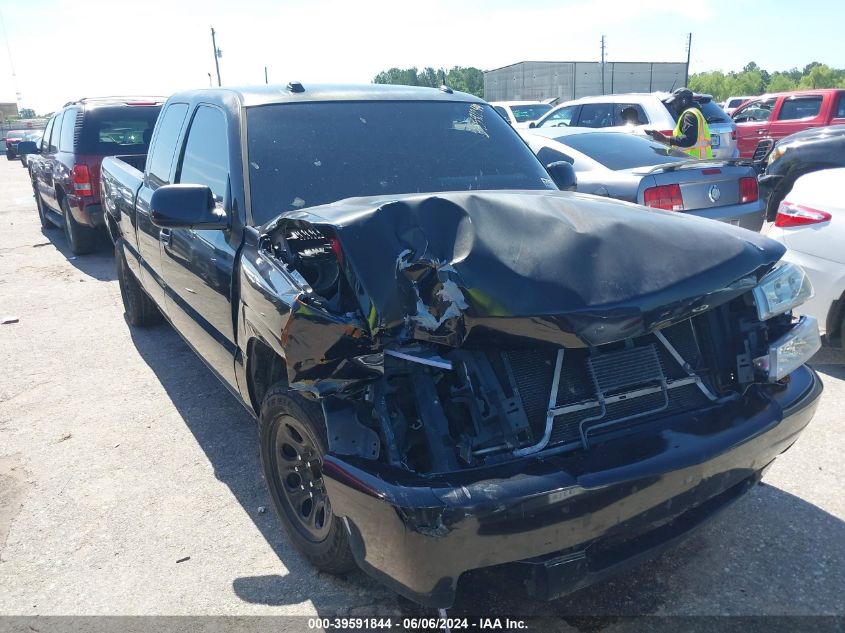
{"left": 211, "top": 27, "right": 222, "bottom": 87}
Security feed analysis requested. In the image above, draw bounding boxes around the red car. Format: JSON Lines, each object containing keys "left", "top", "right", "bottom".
{"left": 29, "top": 96, "right": 163, "bottom": 254}
{"left": 3, "top": 129, "right": 33, "bottom": 160}
{"left": 732, "top": 88, "right": 845, "bottom": 160}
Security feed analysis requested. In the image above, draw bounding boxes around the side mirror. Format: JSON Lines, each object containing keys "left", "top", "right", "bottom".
{"left": 17, "top": 141, "right": 38, "bottom": 155}
{"left": 546, "top": 161, "right": 577, "bottom": 191}
{"left": 150, "top": 184, "right": 228, "bottom": 229}
{"left": 528, "top": 121, "right": 536, "bottom": 129}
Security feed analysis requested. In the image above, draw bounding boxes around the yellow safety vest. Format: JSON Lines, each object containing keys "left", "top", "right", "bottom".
{"left": 673, "top": 108, "right": 713, "bottom": 159}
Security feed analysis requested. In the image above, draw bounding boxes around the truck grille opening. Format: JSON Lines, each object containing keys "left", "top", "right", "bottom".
{"left": 379, "top": 315, "right": 745, "bottom": 473}
{"left": 505, "top": 318, "right": 715, "bottom": 451}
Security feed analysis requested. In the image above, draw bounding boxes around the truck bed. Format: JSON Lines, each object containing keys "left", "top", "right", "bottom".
{"left": 101, "top": 154, "right": 146, "bottom": 228}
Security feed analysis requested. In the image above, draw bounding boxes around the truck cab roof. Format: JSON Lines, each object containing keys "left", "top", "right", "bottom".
{"left": 166, "top": 83, "right": 484, "bottom": 108}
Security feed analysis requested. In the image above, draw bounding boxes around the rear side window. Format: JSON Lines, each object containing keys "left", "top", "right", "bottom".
{"left": 615, "top": 103, "right": 648, "bottom": 125}
{"left": 147, "top": 103, "right": 188, "bottom": 188}
{"left": 493, "top": 106, "right": 509, "bottom": 121}
{"left": 577, "top": 103, "right": 615, "bottom": 128}
{"left": 59, "top": 109, "right": 78, "bottom": 152}
{"left": 777, "top": 96, "right": 823, "bottom": 121}
{"left": 176, "top": 106, "right": 229, "bottom": 202}
{"left": 77, "top": 105, "right": 161, "bottom": 155}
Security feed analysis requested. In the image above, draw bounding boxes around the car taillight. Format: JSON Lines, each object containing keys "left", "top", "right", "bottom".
{"left": 731, "top": 129, "right": 737, "bottom": 140}
{"left": 643, "top": 184, "right": 683, "bottom": 211}
{"left": 72, "top": 164, "right": 92, "bottom": 194}
{"left": 775, "top": 201, "right": 832, "bottom": 227}
{"left": 739, "top": 177, "right": 758, "bottom": 203}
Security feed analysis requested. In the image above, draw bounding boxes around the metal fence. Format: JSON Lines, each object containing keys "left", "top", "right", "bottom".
{"left": 483, "top": 61, "right": 688, "bottom": 102}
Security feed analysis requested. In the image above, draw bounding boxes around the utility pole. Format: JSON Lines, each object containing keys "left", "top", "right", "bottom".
{"left": 684, "top": 33, "right": 692, "bottom": 87}
{"left": 207, "top": 73, "right": 212, "bottom": 87}
{"left": 600, "top": 35, "right": 606, "bottom": 95}
{"left": 264, "top": 66, "right": 268, "bottom": 84}
{"left": 210, "top": 27, "right": 222, "bottom": 87}
{"left": 0, "top": 7, "right": 22, "bottom": 114}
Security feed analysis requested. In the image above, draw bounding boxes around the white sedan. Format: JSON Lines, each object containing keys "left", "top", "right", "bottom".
{"left": 766, "top": 167, "right": 845, "bottom": 341}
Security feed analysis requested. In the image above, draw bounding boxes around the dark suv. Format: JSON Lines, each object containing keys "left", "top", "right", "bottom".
{"left": 29, "top": 97, "right": 163, "bottom": 254}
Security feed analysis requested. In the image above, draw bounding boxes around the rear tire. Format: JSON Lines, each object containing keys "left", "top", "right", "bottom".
{"left": 61, "top": 197, "right": 96, "bottom": 255}
{"left": 259, "top": 384, "right": 356, "bottom": 575}
{"left": 116, "top": 242, "right": 162, "bottom": 327}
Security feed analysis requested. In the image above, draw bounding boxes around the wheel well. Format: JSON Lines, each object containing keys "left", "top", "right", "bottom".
{"left": 826, "top": 292, "right": 845, "bottom": 341}
{"left": 55, "top": 185, "right": 66, "bottom": 208}
{"left": 247, "top": 338, "right": 288, "bottom": 414}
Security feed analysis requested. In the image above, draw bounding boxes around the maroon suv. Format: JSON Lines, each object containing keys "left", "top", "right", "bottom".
{"left": 29, "top": 97, "right": 163, "bottom": 254}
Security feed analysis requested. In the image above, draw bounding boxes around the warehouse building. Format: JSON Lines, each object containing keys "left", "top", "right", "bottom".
{"left": 483, "top": 61, "right": 688, "bottom": 102}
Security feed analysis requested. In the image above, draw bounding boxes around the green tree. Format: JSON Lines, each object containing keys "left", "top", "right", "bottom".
{"left": 445, "top": 66, "right": 484, "bottom": 97}
{"left": 372, "top": 65, "right": 484, "bottom": 97}
{"left": 19, "top": 108, "right": 35, "bottom": 118}
{"left": 799, "top": 64, "right": 843, "bottom": 89}
{"left": 767, "top": 73, "right": 798, "bottom": 92}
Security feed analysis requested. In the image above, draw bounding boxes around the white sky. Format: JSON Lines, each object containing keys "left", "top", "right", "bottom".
{"left": 1, "top": 0, "right": 843, "bottom": 114}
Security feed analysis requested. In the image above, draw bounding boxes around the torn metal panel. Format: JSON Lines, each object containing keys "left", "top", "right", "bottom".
{"left": 280, "top": 296, "right": 378, "bottom": 394}
{"left": 265, "top": 190, "right": 784, "bottom": 348}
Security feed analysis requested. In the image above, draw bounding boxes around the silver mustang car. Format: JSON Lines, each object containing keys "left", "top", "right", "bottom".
{"left": 522, "top": 128, "right": 766, "bottom": 232}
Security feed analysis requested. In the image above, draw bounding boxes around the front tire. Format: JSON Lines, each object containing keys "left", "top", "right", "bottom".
{"left": 116, "top": 243, "right": 162, "bottom": 327}
{"left": 259, "top": 384, "right": 355, "bottom": 575}
{"left": 61, "top": 197, "right": 97, "bottom": 255}
{"left": 33, "top": 185, "right": 54, "bottom": 230}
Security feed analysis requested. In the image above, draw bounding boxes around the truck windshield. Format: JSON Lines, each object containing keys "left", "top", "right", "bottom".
{"left": 246, "top": 101, "right": 555, "bottom": 224}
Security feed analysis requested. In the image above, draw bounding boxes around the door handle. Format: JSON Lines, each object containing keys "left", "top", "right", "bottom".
{"left": 159, "top": 228, "right": 172, "bottom": 246}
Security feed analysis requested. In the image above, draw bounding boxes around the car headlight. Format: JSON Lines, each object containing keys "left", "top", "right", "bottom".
{"left": 767, "top": 144, "right": 788, "bottom": 165}
{"left": 752, "top": 262, "right": 814, "bottom": 321}
{"left": 753, "top": 316, "right": 821, "bottom": 381}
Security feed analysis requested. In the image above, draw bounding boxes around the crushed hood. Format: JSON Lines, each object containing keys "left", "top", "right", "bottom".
{"left": 272, "top": 190, "right": 784, "bottom": 348}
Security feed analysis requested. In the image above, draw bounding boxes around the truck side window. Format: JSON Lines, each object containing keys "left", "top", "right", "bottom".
{"left": 49, "top": 114, "right": 62, "bottom": 153}
{"left": 40, "top": 117, "right": 55, "bottom": 154}
{"left": 776, "top": 96, "right": 823, "bottom": 121}
{"left": 176, "top": 106, "right": 229, "bottom": 202}
{"left": 147, "top": 103, "right": 189, "bottom": 189}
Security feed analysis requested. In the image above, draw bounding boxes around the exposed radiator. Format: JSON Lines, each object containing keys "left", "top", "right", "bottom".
{"left": 507, "top": 319, "right": 714, "bottom": 454}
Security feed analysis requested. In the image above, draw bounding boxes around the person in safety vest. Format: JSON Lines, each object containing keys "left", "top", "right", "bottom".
{"left": 647, "top": 88, "right": 713, "bottom": 159}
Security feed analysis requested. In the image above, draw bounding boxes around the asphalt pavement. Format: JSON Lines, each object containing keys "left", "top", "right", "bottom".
{"left": 1, "top": 157, "right": 843, "bottom": 631}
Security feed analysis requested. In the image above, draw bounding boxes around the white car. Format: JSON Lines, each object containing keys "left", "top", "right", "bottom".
{"left": 722, "top": 96, "right": 754, "bottom": 116}
{"left": 489, "top": 101, "right": 552, "bottom": 128}
{"left": 531, "top": 92, "right": 739, "bottom": 160}
{"left": 766, "top": 168, "right": 845, "bottom": 341}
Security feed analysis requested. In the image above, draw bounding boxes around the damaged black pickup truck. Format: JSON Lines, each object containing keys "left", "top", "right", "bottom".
{"left": 101, "top": 83, "right": 823, "bottom": 608}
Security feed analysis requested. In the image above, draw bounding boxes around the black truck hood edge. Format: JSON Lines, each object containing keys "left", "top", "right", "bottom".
{"left": 269, "top": 190, "right": 783, "bottom": 348}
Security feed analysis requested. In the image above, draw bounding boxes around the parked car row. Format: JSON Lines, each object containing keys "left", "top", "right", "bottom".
{"left": 21, "top": 96, "right": 164, "bottom": 254}
{"left": 731, "top": 88, "right": 845, "bottom": 161}
{"left": 21, "top": 82, "right": 825, "bottom": 610}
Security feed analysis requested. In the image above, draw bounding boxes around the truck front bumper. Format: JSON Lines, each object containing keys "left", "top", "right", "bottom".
{"left": 323, "top": 365, "right": 822, "bottom": 608}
